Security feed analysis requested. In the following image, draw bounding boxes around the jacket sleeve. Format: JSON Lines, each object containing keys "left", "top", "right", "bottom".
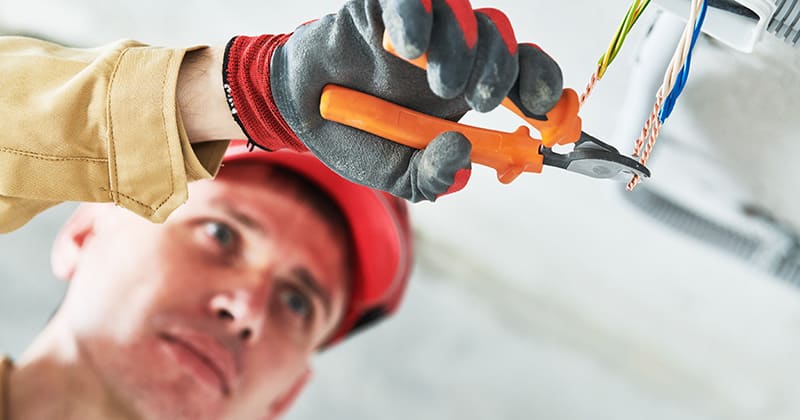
{"left": 0, "top": 36, "right": 229, "bottom": 233}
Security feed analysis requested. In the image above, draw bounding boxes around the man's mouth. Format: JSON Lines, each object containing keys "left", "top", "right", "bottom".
{"left": 158, "top": 330, "right": 237, "bottom": 396}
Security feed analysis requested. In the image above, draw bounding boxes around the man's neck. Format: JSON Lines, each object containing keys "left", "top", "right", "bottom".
{"left": 8, "top": 322, "right": 139, "bottom": 420}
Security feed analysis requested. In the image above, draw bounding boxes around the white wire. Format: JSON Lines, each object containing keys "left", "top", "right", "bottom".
{"left": 658, "top": 0, "right": 703, "bottom": 100}
{"left": 627, "top": 0, "right": 705, "bottom": 191}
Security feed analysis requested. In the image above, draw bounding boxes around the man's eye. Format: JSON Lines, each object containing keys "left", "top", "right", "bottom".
{"left": 204, "top": 221, "right": 238, "bottom": 251}
{"left": 279, "top": 288, "right": 312, "bottom": 319}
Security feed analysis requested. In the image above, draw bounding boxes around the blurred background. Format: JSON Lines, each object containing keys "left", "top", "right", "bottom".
{"left": 1, "top": 0, "right": 799, "bottom": 419}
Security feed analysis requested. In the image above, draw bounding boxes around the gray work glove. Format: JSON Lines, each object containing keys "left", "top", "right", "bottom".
{"left": 224, "top": 0, "right": 563, "bottom": 202}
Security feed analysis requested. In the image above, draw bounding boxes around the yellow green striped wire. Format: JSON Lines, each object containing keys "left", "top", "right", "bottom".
{"left": 597, "top": 0, "right": 652, "bottom": 79}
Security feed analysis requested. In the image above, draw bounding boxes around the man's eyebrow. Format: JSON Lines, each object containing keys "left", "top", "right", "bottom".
{"left": 293, "top": 267, "right": 332, "bottom": 320}
{"left": 210, "top": 198, "right": 266, "bottom": 236}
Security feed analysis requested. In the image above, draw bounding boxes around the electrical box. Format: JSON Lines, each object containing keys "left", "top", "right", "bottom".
{"left": 653, "top": 0, "right": 777, "bottom": 52}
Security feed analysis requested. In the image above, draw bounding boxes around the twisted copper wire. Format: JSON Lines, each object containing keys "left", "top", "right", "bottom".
{"left": 641, "top": 119, "right": 662, "bottom": 164}
{"left": 580, "top": 70, "right": 599, "bottom": 107}
{"left": 626, "top": 175, "right": 641, "bottom": 190}
{"left": 627, "top": 117, "right": 663, "bottom": 190}
{"left": 633, "top": 109, "right": 655, "bottom": 157}
{"left": 627, "top": 98, "right": 662, "bottom": 190}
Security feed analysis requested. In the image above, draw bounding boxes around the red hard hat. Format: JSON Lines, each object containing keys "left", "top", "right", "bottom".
{"left": 222, "top": 140, "right": 413, "bottom": 345}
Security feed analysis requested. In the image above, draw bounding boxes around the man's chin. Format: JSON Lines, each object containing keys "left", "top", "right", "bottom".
{"left": 158, "top": 333, "right": 232, "bottom": 394}
{"left": 87, "top": 335, "right": 231, "bottom": 420}
{"left": 125, "top": 369, "right": 229, "bottom": 420}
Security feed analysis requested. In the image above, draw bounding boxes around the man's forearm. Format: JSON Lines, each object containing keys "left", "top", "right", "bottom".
{"left": 177, "top": 46, "right": 246, "bottom": 143}
{"left": 0, "top": 37, "right": 232, "bottom": 231}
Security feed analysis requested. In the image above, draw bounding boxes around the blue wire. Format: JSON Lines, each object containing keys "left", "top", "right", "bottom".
{"left": 658, "top": 0, "right": 709, "bottom": 122}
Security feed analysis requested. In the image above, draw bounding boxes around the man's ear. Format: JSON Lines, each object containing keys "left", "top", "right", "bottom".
{"left": 265, "top": 369, "right": 312, "bottom": 420}
{"left": 51, "top": 205, "right": 100, "bottom": 281}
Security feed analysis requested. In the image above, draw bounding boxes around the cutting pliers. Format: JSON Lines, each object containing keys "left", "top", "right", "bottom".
{"left": 318, "top": 36, "right": 650, "bottom": 184}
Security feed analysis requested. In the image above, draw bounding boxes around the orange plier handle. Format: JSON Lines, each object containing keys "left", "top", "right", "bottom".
{"left": 382, "top": 33, "right": 582, "bottom": 148}
{"left": 320, "top": 84, "right": 543, "bottom": 184}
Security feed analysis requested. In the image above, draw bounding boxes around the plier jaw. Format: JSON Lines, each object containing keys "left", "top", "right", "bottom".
{"left": 540, "top": 132, "right": 651, "bottom": 180}
{"left": 501, "top": 89, "right": 650, "bottom": 181}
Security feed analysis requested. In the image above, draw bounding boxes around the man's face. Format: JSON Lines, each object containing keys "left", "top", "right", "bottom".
{"left": 53, "top": 162, "right": 350, "bottom": 419}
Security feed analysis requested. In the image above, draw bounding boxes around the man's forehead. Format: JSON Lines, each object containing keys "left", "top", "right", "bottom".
{"left": 211, "top": 161, "right": 284, "bottom": 190}
{"left": 207, "top": 198, "right": 267, "bottom": 235}
{"left": 199, "top": 161, "right": 345, "bottom": 226}
{"left": 191, "top": 180, "right": 319, "bottom": 227}
{"left": 189, "top": 163, "right": 291, "bottom": 205}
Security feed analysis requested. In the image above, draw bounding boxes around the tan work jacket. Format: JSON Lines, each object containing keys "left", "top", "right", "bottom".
{"left": 0, "top": 36, "right": 229, "bottom": 233}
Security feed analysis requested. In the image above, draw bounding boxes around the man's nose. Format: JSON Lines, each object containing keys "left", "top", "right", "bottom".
{"left": 208, "top": 291, "right": 265, "bottom": 343}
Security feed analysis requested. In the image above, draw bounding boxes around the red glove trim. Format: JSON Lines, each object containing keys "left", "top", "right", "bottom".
{"left": 419, "top": 0, "right": 432, "bottom": 13}
{"left": 439, "top": 167, "right": 471, "bottom": 198}
{"left": 223, "top": 34, "right": 308, "bottom": 152}
{"left": 476, "top": 8, "right": 518, "bottom": 55}
{"left": 444, "top": 0, "right": 478, "bottom": 48}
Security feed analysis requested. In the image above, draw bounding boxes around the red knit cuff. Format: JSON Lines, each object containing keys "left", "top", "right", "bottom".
{"left": 223, "top": 34, "right": 308, "bottom": 152}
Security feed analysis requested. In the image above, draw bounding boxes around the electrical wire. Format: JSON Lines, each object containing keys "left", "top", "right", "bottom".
{"left": 659, "top": 0, "right": 709, "bottom": 121}
{"left": 627, "top": 0, "right": 709, "bottom": 191}
{"left": 581, "top": 0, "right": 652, "bottom": 105}
{"left": 577, "top": 0, "right": 708, "bottom": 190}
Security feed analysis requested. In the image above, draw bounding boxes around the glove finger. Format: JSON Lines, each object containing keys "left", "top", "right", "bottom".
{"left": 507, "top": 43, "right": 563, "bottom": 117}
{"left": 406, "top": 131, "right": 472, "bottom": 202}
{"left": 464, "top": 9, "right": 519, "bottom": 112}
{"left": 382, "top": 0, "right": 433, "bottom": 59}
{"left": 427, "top": 0, "right": 478, "bottom": 99}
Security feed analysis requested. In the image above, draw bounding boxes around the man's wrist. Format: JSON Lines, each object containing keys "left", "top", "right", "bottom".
{"left": 177, "top": 46, "right": 246, "bottom": 143}
{"left": 222, "top": 34, "right": 307, "bottom": 152}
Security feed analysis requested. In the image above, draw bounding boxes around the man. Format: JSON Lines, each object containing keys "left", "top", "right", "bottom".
{"left": 1, "top": 141, "right": 412, "bottom": 419}
{"left": 0, "top": 0, "right": 563, "bottom": 418}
